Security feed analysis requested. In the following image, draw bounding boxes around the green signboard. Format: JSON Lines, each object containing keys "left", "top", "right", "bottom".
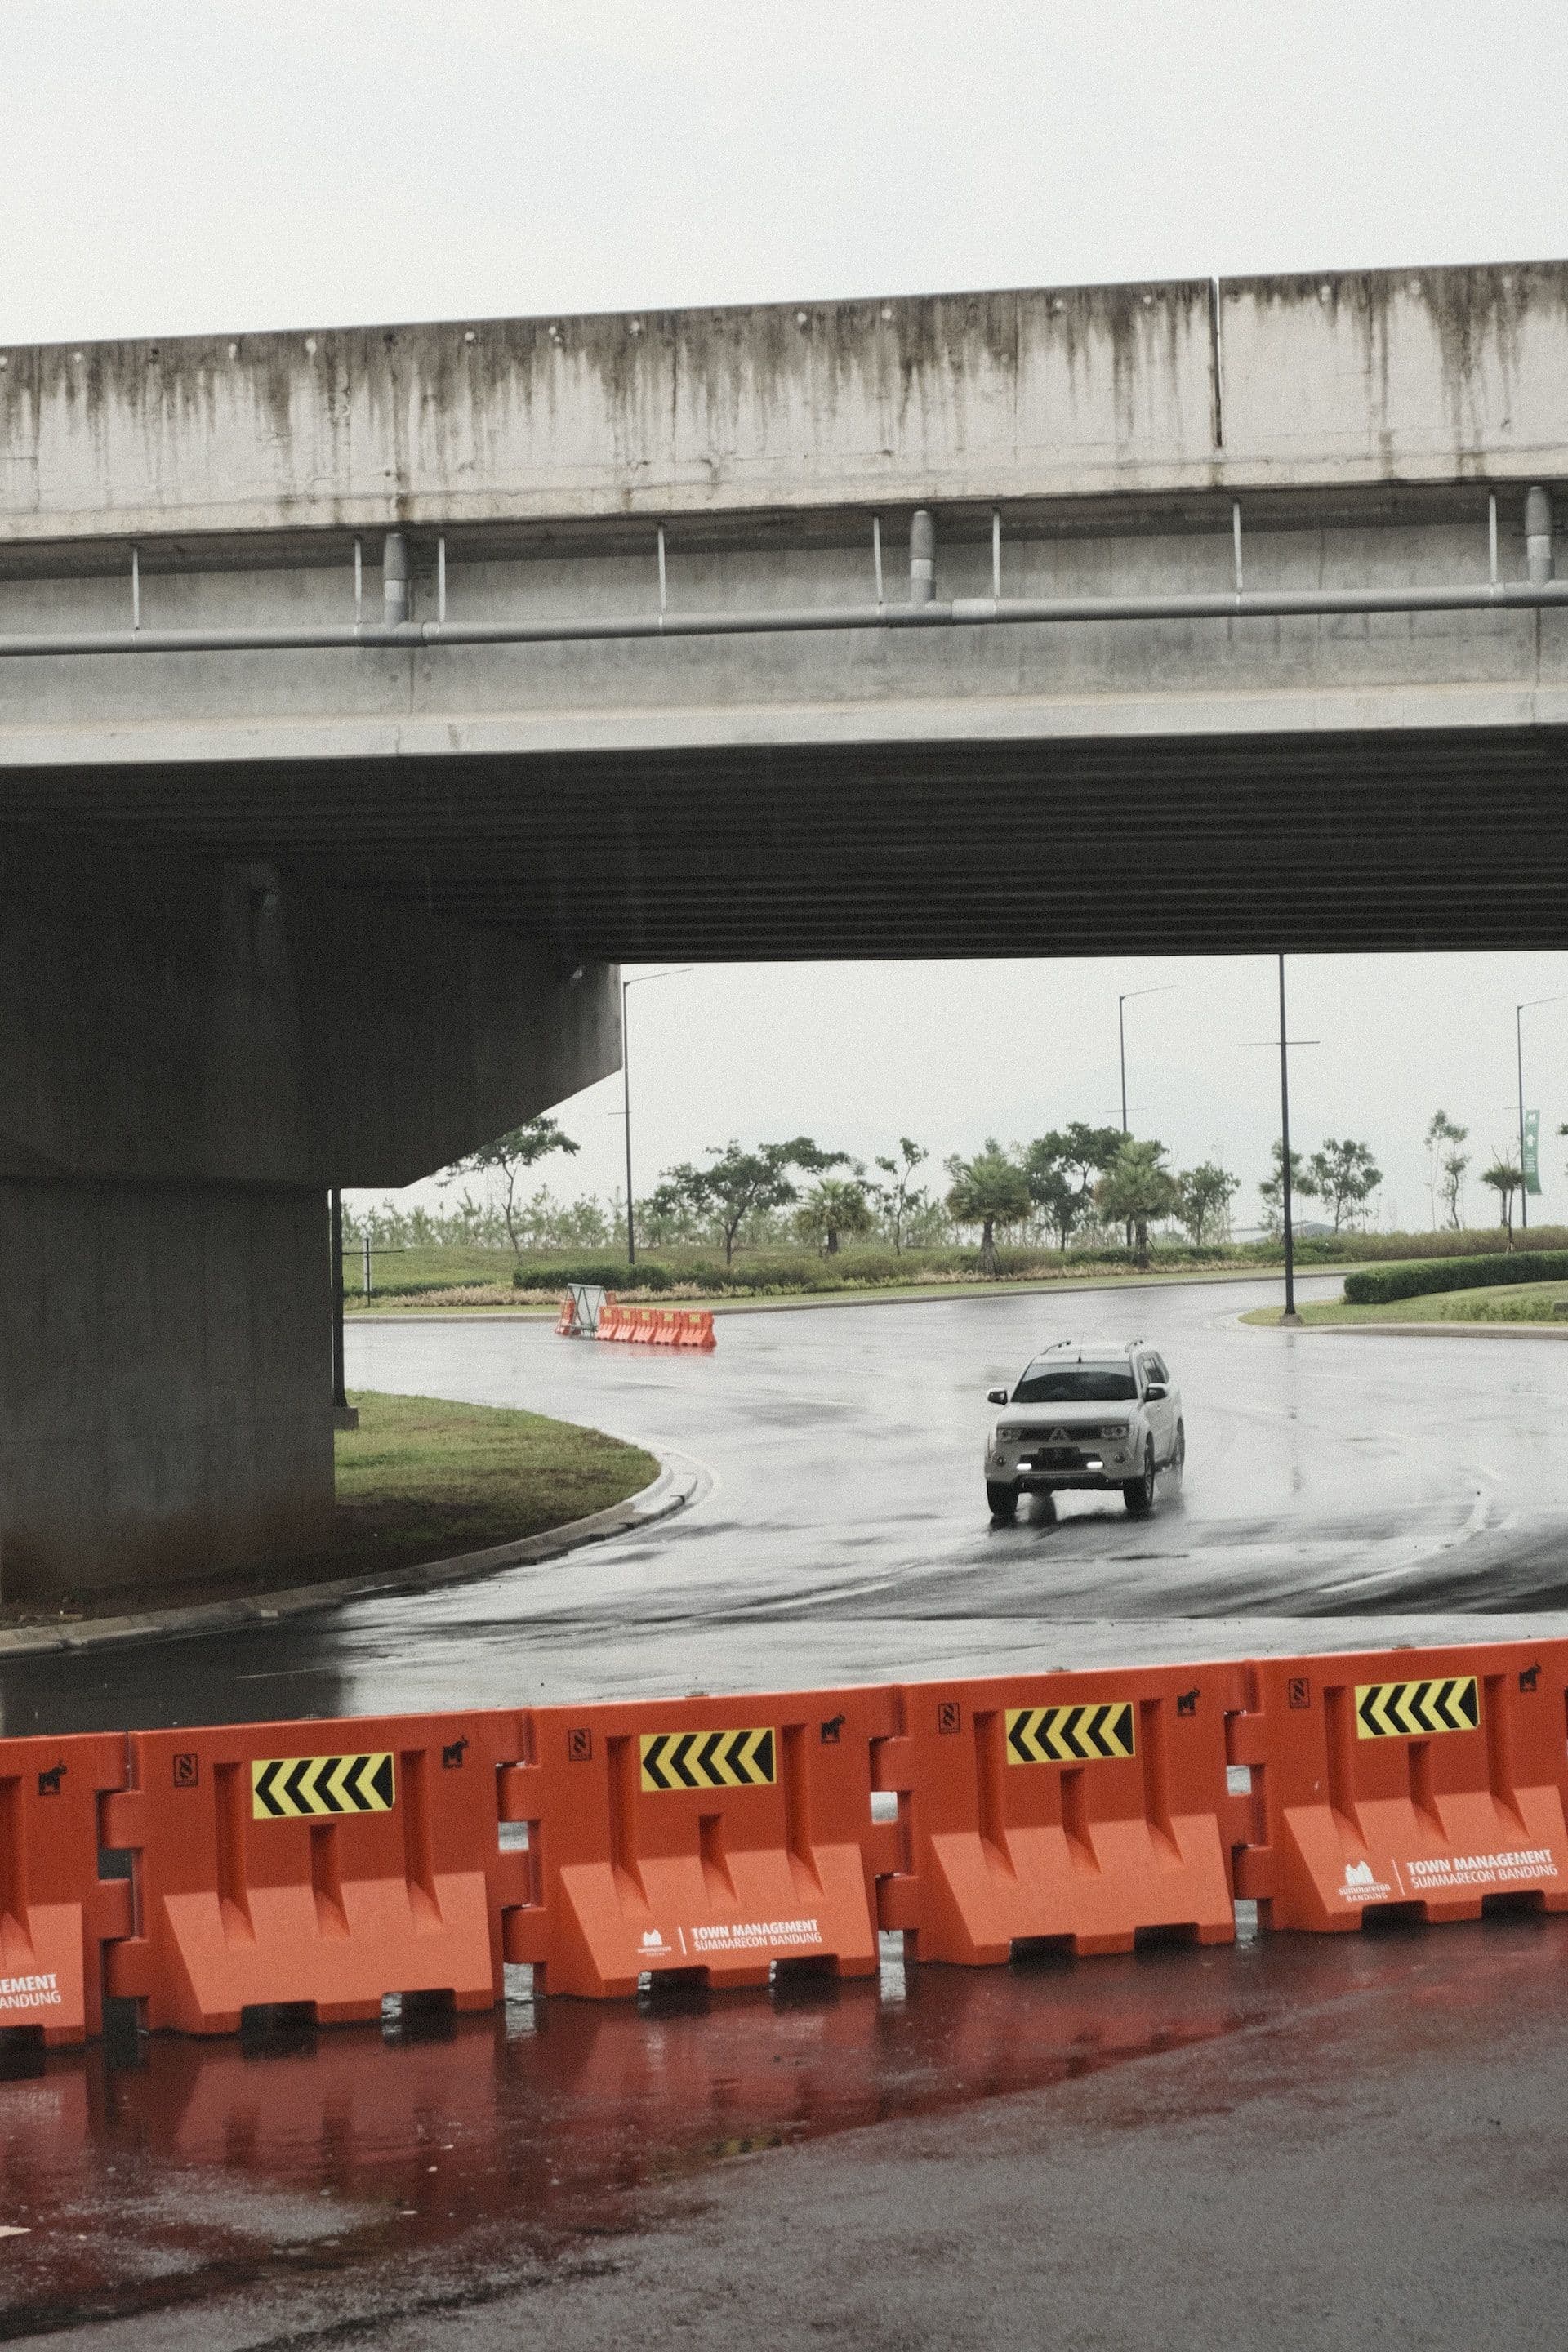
{"left": 1523, "top": 1108, "right": 1542, "bottom": 1196}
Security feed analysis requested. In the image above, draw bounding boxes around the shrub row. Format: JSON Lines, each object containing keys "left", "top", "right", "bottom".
{"left": 1343, "top": 1249, "right": 1568, "bottom": 1306}
{"left": 509, "top": 1241, "right": 1254, "bottom": 1295}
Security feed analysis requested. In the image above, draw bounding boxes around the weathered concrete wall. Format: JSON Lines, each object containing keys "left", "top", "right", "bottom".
{"left": 0, "top": 826, "right": 619, "bottom": 1597}
{"left": 0, "top": 826, "right": 619, "bottom": 1186}
{"left": 0, "top": 1180, "right": 329, "bottom": 1601}
{"left": 1, "top": 498, "right": 1562, "bottom": 774}
{"left": 3, "top": 261, "right": 1566, "bottom": 543}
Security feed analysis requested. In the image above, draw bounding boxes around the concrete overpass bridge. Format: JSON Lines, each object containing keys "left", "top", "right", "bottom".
{"left": 1, "top": 257, "right": 1565, "bottom": 1596}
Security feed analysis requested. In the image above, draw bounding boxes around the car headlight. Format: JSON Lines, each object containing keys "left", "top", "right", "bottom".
{"left": 1100, "top": 1423, "right": 1128, "bottom": 1439}
{"left": 996, "top": 1426, "right": 1022, "bottom": 1439}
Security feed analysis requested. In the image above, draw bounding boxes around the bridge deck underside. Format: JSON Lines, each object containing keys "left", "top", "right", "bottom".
{"left": 7, "top": 724, "right": 1565, "bottom": 960}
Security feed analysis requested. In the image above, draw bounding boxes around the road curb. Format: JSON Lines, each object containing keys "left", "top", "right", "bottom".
{"left": 1246, "top": 1316, "right": 1568, "bottom": 1340}
{"left": 350, "top": 1265, "right": 1358, "bottom": 1328}
{"left": 0, "top": 1452, "right": 704, "bottom": 1662}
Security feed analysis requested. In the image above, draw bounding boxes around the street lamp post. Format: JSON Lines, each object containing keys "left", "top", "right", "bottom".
{"left": 1117, "top": 984, "right": 1175, "bottom": 1137}
{"left": 1516, "top": 996, "right": 1563, "bottom": 1235}
{"left": 1116, "top": 983, "right": 1174, "bottom": 1248}
{"left": 1241, "top": 956, "right": 1320, "bottom": 1326}
{"left": 621, "top": 968, "right": 693, "bottom": 1266}
{"left": 1277, "top": 956, "right": 1298, "bottom": 1322}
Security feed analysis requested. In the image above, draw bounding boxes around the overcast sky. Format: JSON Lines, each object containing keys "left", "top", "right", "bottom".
{"left": 8, "top": 4, "right": 1568, "bottom": 1231}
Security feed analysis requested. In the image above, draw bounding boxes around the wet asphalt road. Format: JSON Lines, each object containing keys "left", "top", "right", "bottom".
{"left": 4, "top": 1271, "right": 1567, "bottom": 1742}
{"left": 6, "top": 1918, "right": 1568, "bottom": 2348}
{"left": 7, "top": 1274, "right": 1568, "bottom": 2346}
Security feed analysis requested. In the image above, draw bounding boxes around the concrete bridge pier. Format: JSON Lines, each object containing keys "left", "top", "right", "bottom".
{"left": 0, "top": 823, "right": 617, "bottom": 1603}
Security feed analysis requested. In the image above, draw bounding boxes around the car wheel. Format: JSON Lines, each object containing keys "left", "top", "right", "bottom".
{"left": 1123, "top": 1440, "right": 1156, "bottom": 1517}
{"left": 987, "top": 1481, "right": 1018, "bottom": 1521}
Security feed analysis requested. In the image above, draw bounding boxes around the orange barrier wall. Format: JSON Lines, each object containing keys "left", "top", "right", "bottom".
{"left": 593, "top": 1302, "right": 715, "bottom": 1349}
{"left": 23, "top": 1642, "right": 1568, "bottom": 2043}
{"left": 1230, "top": 1641, "right": 1568, "bottom": 1931}
{"left": 875, "top": 1665, "right": 1248, "bottom": 1962}
{"left": 0, "top": 1731, "right": 131, "bottom": 2045}
{"left": 500, "top": 1686, "right": 899, "bottom": 1997}
{"left": 103, "top": 1710, "right": 528, "bottom": 2034}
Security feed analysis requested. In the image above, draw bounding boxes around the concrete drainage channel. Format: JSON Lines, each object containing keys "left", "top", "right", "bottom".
{"left": 0, "top": 1452, "right": 709, "bottom": 1662}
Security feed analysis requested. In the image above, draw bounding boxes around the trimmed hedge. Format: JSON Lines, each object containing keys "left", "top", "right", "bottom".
{"left": 1343, "top": 1250, "right": 1568, "bottom": 1306}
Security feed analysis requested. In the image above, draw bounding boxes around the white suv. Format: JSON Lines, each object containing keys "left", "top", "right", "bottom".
{"left": 983, "top": 1339, "right": 1183, "bottom": 1521}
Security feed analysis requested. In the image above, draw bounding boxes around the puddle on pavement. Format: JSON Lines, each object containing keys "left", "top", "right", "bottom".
{"left": 0, "top": 1918, "right": 1558, "bottom": 2336}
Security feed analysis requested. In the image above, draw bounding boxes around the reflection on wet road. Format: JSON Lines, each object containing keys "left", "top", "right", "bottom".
{"left": 6, "top": 1278, "right": 1568, "bottom": 2345}
{"left": 4, "top": 1275, "right": 1566, "bottom": 1742}
{"left": 4, "top": 1919, "right": 1566, "bottom": 2347}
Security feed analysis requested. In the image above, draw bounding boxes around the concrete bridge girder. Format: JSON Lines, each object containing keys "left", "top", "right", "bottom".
{"left": 0, "top": 255, "right": 1566, "bottom": 1600}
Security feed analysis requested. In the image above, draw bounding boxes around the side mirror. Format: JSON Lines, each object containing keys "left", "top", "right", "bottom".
{"left": 987, "top": 1388, "right": 1009, "bottom": 1405}
{"left": 1144, "top": 1382, "right": 1168, "bottom": 1401}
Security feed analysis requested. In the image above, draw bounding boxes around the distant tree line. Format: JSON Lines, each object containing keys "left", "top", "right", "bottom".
{"left": 340, "top": 1111, "right": 1441, "bottom": 1268}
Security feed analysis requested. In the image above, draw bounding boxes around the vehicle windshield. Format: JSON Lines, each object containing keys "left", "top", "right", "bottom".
{"left": 1013, "top": 1363, "right": 1138, "bottom": 1404}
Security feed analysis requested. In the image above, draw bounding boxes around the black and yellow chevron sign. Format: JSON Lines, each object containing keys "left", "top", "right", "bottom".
{"left": 1006, "top": 1703, "right": 1136, "bottom": 1765}
{"left": 639, "top": 1728, "right": 776, "bottom": 1793}
{"left": 251, "top": 1753, "right": 396, "bottom": 1819}
{"left": 1355, "top": 1678, "right": 1479, "bottom": 1740}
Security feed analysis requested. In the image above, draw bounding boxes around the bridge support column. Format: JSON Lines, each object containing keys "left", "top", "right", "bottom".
{"left": 0, "top": 823, "right": 618, "bottom": 1604}
{"left": 0, "top": 1180, "right": 331, "bottom": 1602}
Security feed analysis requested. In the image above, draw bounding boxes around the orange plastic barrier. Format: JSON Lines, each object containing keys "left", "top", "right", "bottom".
{"left": 594, "top": 1302, "right": 715, "bottom": 1349}
{"left": 554, "top": 1293, "right": 579, "bottom": 1335}
{"left": 875, "top": 1665, "right": 1248, "bottom": 1963}
{"left": 499, "top": 1686, "right": 899, "bottom": 1997}
{"left": 103, "top": 1710, "right": 528, "bottom": 2034}
{"left": 1230, "top": 1642, "right": 1568, "bottom": 1932}
{"left": 0, "top": 1731, "right": 131, "bottom": 2045}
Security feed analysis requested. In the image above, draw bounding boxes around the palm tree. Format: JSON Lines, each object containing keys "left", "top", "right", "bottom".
{"left": 1094, "top": 1139, "right": 1182, "bottom": 1270}
{"left": 795, "top": 1175, "right": 875, "bottom": 1256}
{"left": 945, "top": 1142, "right": 1031, "bottom": 1277}
{"left": 1481, "top": 1157, "right": 1522, "bottom": 1245}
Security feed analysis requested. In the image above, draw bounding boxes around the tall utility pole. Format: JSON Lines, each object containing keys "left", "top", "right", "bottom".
{"left": 1277, "top": 955, "right": 1298, "bottom": 1324}
{"left": 1117, "top": 984, "right": 1175, "bottom": 1135}
{"left": 621, "top": 967, "right": 693, "bottom": 1265}
{"left": 1517, "top": 996, "right": 1562, "bottom": 1234}
{"left": 1117, "top": 984, "right": 1174, "bottom": 1248}
{"left": 1241, "top": 960, "right": 1318, "bottom": 1325}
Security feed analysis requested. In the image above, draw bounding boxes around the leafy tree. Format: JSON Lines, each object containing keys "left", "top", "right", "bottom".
{"left": 1481, "top": 1156, "right": 1522, "bottom": 1242}
{"left": 1425, "top": 1111, "right": 1468, "bottom": 1230}
{"left": 1258, "top": 1141, "right": 1316, "bottom": 1237}
{"left": 649, "top": 1137, "right": 846, "bottom": 1266}
{"left": 945, "top": 1140, "right": 1032, "bottom": 1276}
{"left": 1094, "top": 1138, "right": 1181, "bottom": 1269}
{"left": 869, "top": 1138, "right": 929, "bottom": 1254}
{"left": 795, "top": 1174, "right": 875, "bottom": 1256}
{"left": 443, "top": 1116, "right": 580, "bottom": 1259}
{"left": 1441, "top": 1147, "right": 1471, "bottom": 1229}
{"left": 1178, "top": 1160, "right": 1240, "bottom": 1246}
{"left": 1022, "top": 1124, "right": 1125, "bottom": 1249}
{"left": 1020, "top": 1138, "right": 1079, "bottom": 1249}
{"left": 1305, "top": 1138, "right": 1383, "bottom": 1232}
